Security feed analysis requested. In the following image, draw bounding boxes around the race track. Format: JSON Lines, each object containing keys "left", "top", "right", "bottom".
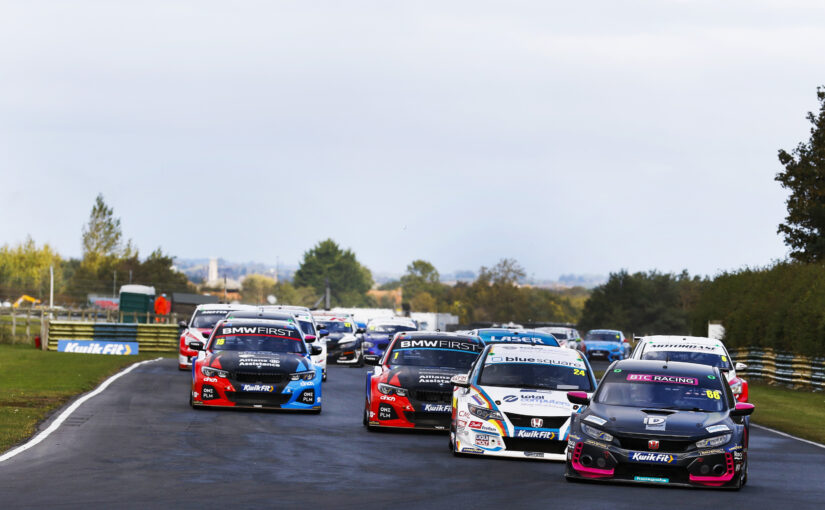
{"left": 1, "top": 358, "right": 823, "bottom": 509}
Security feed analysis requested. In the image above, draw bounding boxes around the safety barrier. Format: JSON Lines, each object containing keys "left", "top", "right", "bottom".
{"left": 728, "top": 347, "right": 825, "bottom": 391}
{"left": 46, "top": 320, "right": 179, "bottom": 352}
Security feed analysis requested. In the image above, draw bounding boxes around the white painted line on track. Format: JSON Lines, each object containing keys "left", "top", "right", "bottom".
{"left": 752, "top": 423, "right": 825, "bottom": 450}
{"left": 0, "top": 357, "right": 163, "bottom": 463}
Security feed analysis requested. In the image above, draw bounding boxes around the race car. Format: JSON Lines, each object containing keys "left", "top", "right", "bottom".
{"left": 360, "top": 316, "right": 418, "bottom": 363}
{"left": 223, "top": 306, "right": 329, "bottom": 381}
{"left": 313, "top": 313, "right": 364, "bottom": 365}
{"left": 189, "top": 318, "right": 324, "bottom": 412}
{"left": 582, "top": 329, "right": 630, "bottom": 362}
{"left": 467, "top": 328, "right": 559, "bottom": 347}
{"left": 177, "top": 303, "right": 254, "bottom": 370}
{"left": 564, "top": 359, "right": 754, "bottom": 489}
{"left": 535, "top": 326, "right": 582, "bottom": 350}
{"left": 363, "top": 332, "right": 484, "bottom": 431}
{"left": 450, "top": 344, "right": 596, "bottom": 460}
{"left": 631, "top": 336, "right": 749, "bottom": 402}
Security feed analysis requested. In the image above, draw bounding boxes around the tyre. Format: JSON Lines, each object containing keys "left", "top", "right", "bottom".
{"left": 322, "top": 371, "right": 327, "bottom": 382}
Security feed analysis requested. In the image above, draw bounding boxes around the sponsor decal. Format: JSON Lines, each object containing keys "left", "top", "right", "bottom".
{"left": 378, "top": 404, "right": 393, "bottom": 420}
{"left": 219, "top": 326, "right": 298, "bottom": 337}
{"left": 583, "top": 415, "right": 607, "bottom": 426}
{"left": 524, "top": 452, "right": 545, "bottom": 458}
{"left": 727, "top": 445, "right": 743, "bottom": 452}
{"left": 57, "top": 340, "right": 139, "bottom": 355}
{"left": 502, "top": 395, "right": 518, "bottom": 403}
{"left": 531, "top": 418, "right": 544, "bottom": 428}
{"left": 706, "top": 424, "right": 730, "bottom": 433}
{"left": 568, "top": 434, "right": 581, "bottom": 441}
{"left": 240, "top": 384, "right": 274, "bottom": 392}
{"left": 733, "top": 451, "right": 743, "bottom": 461}
{"left": 418, "top": 373, "right": 452, "bottom": 384}
{"left": 458, "top": 410, "right": 471, "bottom": 418}
{"left": 567, "top": 440, "right": 577, "bottom": 448}
{"left": 300, "top": 390, "right": 315, "bottom": 404}
{"left": 699, "top": 449, "right": 725, "bottom": 455}
{"left": 515, "top": 430, "right": 555, "bottom": 440}
{"left": 203, "top": 377, "right": 218, "bottom": 383}
{"left": 468, "top": 421, "right": 484, "bottom": 429}
{"left": 644, "top": 416, "right": 666, "bottom": 431}
{"left": 627, "top": 373, "right": 698, "bottom": 385}
{"left": 648, "top": 440, "right": 660, "bottom": 450}
{"left": 422, "top": 404, "right": 451, "bottom": 412}
{"left": 379, "top": 395, "right": 396, "bottom": 402}
{"left": 457, "top": 420, "right": 467, "bottom": 429}
{"left": 298, "top": 381, "right": 314, "bottom": 387}
{"left": 397, "top": 339, "right": 480, "bottom": 352}
{"left": 634, "top": 476, "right": 669, "bottom": 484}
{"left": 462, "top": 447, "right": 485, "bottom": 454}
{"left": 585, "top": 439, "right": 609, "bottom": 449}
{"left": 475, "top": 434, "right": 494, "bottom": 446}
{"left": 487, "top": 356, "right": 583, "bottom": 368}
{"left": 628, "top": 452, "right": 675, "bottom": 464}
{"left": 238, "top": 358, "right": 281, "bottom": 368}
{"left": 516, "top": 393, "right": 569, "bottom": 408}
{"left": 201, "top": 386, "right": 217, "bottom": 399}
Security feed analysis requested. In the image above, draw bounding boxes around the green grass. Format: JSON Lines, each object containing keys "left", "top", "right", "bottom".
{"left": 748, "top": 382, "right": 825, "bottom": 444}
{"left": 0, "top": 344, "right": 166, "bottom": 453}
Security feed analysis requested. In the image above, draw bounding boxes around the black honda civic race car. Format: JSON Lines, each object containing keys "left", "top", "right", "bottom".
{"left": 565, "top": 359, "right": 754, "bottom": 489}
{"left": 363, "top": 332, "right": 484, "bottom": 431}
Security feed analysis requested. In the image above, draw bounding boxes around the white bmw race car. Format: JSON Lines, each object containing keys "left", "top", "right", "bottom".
{"left": 450, "top": 343, "right": 597, "bottom": 461}
{"left": 178, "top": 303, "right": 254, "bottom": 370}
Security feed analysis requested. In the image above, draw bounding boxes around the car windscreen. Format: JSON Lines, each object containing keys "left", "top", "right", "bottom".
{"left": 369, "top": 324, "right": 416, "bottom": 334}
{"left": 209, "top": 325, "right": 306, "bottom": 353}
{"left": 316, "top": 320, "right": 354, "bottom": 333}
{"left": 297, "top": 320, "right": 316, "bottom": 336}
{"left": 550, "top": 331, "right": 569, "bottom": 339}
{"left": 586, "top": 332, "right": 621, "bottom": 342}
{"left": 387, "top": 338, "right": 481, "bottom": 369}
{"left": 594, "top": 370, "right": 728, "bottom": 412}
{"left": 641, "top": 351, "right": 732, "bottom": 371}
{"left": 478, "top": 362, "right": 592, "bottom": 391}
{"left": 191, "top": 310, "right": 232, "bottom": 329}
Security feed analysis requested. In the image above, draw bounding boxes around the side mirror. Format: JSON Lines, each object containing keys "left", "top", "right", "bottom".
{"left": 318, "top": 329, "right": 329, "bottom": 338}
{"left": 178, "top": 320, "right": 188, "bottom": 328}
{"left": 450, "top": 374, "right": 470, "bottom": 388}
{"left": 305, "top": 335, "right": 316, "bottom": 343}
{"left": 356, "top": 327, "right": 366, "bottom": 334}
{"left": 189, "top": 341, "right": 204, "bottom": 351}
{"left": 363, "top": 354, "right": 381, "bottom": 366}
{"left": 735, "top": 362, "right": 748, "bottom": 371}
{"left": 309, "top": 344, "right": 323, "bottom": 355}
{"left": 730, "top": 402, "right": 755, "bottom": 417}
{"left": 567, "top": 391, "right": 590, "bottom": 406}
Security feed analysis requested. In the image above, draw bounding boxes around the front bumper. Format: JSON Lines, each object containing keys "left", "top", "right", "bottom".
{"left": 192, "top": 374, "right": 322, "bottom": 410}
{"left": 455, "top": 424, "right": 567, "bottom": 461}
{"left": 367, "top": 393, "right": 451, "bottom": 430}
{"left": 565, "top": 438, "right": 745, "bottom": 488}
{"left": 586, "top": 349, "right": 623, "bottom": 362}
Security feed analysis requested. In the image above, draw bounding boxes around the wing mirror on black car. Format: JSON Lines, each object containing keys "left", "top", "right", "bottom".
{"left": 450, "top": 374, "right": 470, "bottom": 388}
{"left": 189, "top": 341, "right": 204, "bottom": 351}
{"left": 178, "top": 320, "right": 188, "bottom": 329}
{"left": 305, "top": 335, "right": 316, "bottom": 343}
{"left": 363, "top": 354, "right": 381, "bottom": 366}
{"left": 309, "top": 344, "right": 323, "bottom": 355}
{"left": 730, "top": 402, "right": 755, "bottom": 417}
{"left": 318, "top": 329, "right": 329, "bottom": 337}
{"left": 567, "top": 391, "right": 590, "bottom": 406}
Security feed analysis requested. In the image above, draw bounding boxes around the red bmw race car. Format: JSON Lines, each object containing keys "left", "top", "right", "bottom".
{"left": 363, "top": 332, "right": 483, "bottom": 431}
{"left": 178, "top": 304, "right": 253, "bottom": 370}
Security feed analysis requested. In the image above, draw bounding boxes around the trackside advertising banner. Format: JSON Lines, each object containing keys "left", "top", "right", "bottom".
{"left": 57, "top": 340, "right": 139, "bottom": 355}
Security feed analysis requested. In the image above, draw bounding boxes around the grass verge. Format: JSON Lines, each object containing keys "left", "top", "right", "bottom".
{"left": 0, "top": 344, "right": 168, "bottom": 453}
{"left": 748, "top": 382, "right": 825, "bottom": 444}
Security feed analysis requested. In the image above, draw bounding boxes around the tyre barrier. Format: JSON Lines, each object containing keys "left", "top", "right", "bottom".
{"left": 46, "top": 320, "right": 179, "bottom": 353}
{"left": 728, "top": 347, "right": 825, "bottom": 391}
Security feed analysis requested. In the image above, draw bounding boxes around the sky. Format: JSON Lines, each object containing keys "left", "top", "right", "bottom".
{"left": 1, "top": 1, "right": 823, "bottom": 280}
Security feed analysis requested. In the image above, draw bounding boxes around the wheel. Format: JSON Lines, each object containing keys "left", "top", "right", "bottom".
{"left": 354, "top": 349, "right": 364, "bottom": 368}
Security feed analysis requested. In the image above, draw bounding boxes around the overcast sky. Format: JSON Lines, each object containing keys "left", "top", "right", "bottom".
{"left": 2, "top": 1, "right": 823, "bottom": 279}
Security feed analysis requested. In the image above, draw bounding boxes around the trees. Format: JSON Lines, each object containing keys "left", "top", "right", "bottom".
{"left": 400, "top": 260, "right": 441, "bottom": 309}
{"left": 776, "top": 86, "right": 825, "bottom": 262}
{"left": 293, "top": 239, "right": 373, "bottom": 307}
{"left": 242, "top": 274, "right": 277, "bottom": 304}
{"left": 81, "top": 194, "right": 132, "bottom": 269}
{"left": 0, "top": 237, "right": 63, "bottom": 297}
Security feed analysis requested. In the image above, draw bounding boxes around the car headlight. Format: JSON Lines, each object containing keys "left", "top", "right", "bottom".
{"left": 468, "top": 403, "right": 503, "bottom": 421}
{"left": 729, "top": 380, "right": 743, "bottom": 395}
{"left": 581, "top": 423, "right": 614, "bottom": 442}
{"left": 201, "top": 366, "right": 229, "bottom": 378}
{"left": 363, "top": 341, "right": 374, "bottom": 348}
{"left": 695, "top": 434, "right": 732, "bottom": 448}
{"left": 378, "top": 382, "right": 408, "bottom": 397}
{"left": 339, "top": 340, "right": 356, "bottom": 348}
{"left": 290, "top": 371, "right": 315, "bottom": 381}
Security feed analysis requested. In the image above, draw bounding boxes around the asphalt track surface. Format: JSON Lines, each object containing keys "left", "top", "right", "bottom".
{"left": 1, "top": 359, "right": 824, "bottom": 509}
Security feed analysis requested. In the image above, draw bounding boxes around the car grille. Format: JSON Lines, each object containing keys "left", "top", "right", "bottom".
{"left": 413, "top": 390, "right": 451, "bottom": 404}
{"left": 613, "top": 464, "right": 689, "bottom": 484}
{"left": 404, "top": 411, "right": 451, "bottom": 428}
{"left": 232, "top": 371, "right": 288, "bottom": 384}
{"left": 614, "top": 433, "right": 694, "bottom": 453}
{"left": 226, "top": 392, "right": 292, "bottom": 407}
{"left": 503, "top": 437, "right": 567, "bottom": 454}
{"left": 505, "top": 413, "right": 569, "bottom": 429}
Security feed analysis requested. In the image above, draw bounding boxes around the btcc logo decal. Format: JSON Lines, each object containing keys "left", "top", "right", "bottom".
{"left": 629, "top": 452, "right": 675, "bottom": 464}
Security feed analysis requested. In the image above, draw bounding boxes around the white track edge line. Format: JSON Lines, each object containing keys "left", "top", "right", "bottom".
{"left": 0, "top": 357, "right": 163, "bottom": 463}
{"left": 752, "top": 423, "right": 825, "bottom": 450}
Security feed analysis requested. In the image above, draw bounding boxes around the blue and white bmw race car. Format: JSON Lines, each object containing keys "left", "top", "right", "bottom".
{"left": 450, "top": 344, "right": 597, "bottom": 460}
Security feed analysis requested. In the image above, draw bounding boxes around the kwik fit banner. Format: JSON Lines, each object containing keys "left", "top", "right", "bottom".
{"left": 57, "top": 340, "right": 139, "bottom": 355}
